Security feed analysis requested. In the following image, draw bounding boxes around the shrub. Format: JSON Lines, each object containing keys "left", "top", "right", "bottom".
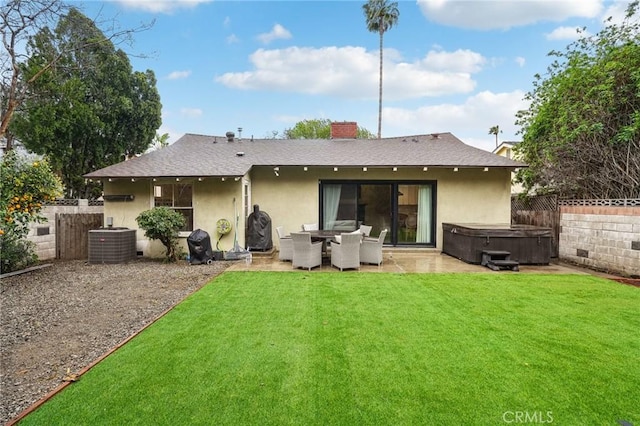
{"left": 0, "top": 235, "right": 37, "bottom": 274}
{"left": 0, "top": 151, "right": 62, "bottom": 274}
{"left": 136, "top": 207, "right": 186, "bottom": 262}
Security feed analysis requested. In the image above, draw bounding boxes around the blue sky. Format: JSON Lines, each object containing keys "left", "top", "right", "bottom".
{"left": 77, "top": 0, "right": 632, "bottom": 152}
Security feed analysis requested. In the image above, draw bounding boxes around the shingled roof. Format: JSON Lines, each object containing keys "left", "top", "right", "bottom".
{"left": 84, "top": 132, "right": 527, "bottom": 179}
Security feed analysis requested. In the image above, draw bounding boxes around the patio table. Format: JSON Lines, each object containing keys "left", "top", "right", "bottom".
{"left": 306, "top": 230, "right": 344, "bottom": 258}
{"left": 307, "top": 230, "right": 343, "bottom": 241}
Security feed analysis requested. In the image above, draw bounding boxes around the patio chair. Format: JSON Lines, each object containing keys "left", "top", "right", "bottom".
{"left": 291, "top": 232, "right": 323, "bottom": 271}
{"left": 359, "top": 224, "right": 373, "bottom": 241}
{"left": 275, "top": 226, "right": 293, "bottom": 261}
{"left": 331, "top": 233, "right": 361, "bottom": 271}
{"left": 302, "top": 223, "right": 318, "bottom": 231}
{"left": 360, "top": 229, "right": 388, "bottom": 266}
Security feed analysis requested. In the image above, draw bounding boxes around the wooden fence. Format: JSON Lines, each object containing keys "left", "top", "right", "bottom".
{"left": 511, "top": 195, "right": 560, "bottom": 258}
{"left": 56, "top": 213, "right": 104, "bottom": 260}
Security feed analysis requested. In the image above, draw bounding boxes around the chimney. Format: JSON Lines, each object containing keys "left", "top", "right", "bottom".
{"left": 330, "top": 122, "right": 358, "bottom": 139}
{"left": 225, "top": 131, "right": 235, "bottom": 142}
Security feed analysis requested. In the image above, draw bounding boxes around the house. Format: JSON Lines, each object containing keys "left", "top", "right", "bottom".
{"left": 492, "top": 141, "right": 524, "bottom": 195}
{"left": 84, "top": 123, "right": 526, "bottom": 258}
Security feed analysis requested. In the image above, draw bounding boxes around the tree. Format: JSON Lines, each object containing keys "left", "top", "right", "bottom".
{"left": 363, "top": 0, "right": 399, "bottom": 139}
{"left": 0, "top": 0, "right": 151, "bottom": 147}
{"left": 283, "top": 119, "right": 375, "bottom": 139}
{"left": 11, "top": 8, "right": 162, "bottom": 198}
{"left": 0, "top": 150, "right": 63, "bottom": 273}
{"left": 136, "top": 207, "right": 186, "bottom": 262}
{"left": 0, "top": 0, "right": 67, "bottom": 147}
{"left": 515, "top": 1, "right": 640, "bottom": 199}
{"left": 149, "top": 132, "right": 170, "bottom": 151}
{"left": 488, "top": 125, "right": 502, "bottom": 147}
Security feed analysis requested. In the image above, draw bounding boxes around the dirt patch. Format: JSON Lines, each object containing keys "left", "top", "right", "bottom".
{"left": 610, "top": 277, "right": 640, "bottom": 288}
{"left": 0, "top": 258, "right": 233, "bottom": 425}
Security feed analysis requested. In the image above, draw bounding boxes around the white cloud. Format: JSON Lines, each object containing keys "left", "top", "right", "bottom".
{"left": 226, "top": 34, "right": 240, "bottom": 44}
{"left": 416, "top": 0, "right": 604, "bottom": 30}
{"left": 515, "top": 56, "right": 526, "bottom": 67}
{"left": 382, "top": 90, "right": 529, "bottom": 151}
{"left": 215, "top": 46, "right": 486, "bottom": 100}
{"left": 223, "top": 16, "right": 231, "bottom": 28}
{"left": 116, "top": 0, "right": 211, "bottom": 14}
{"left": 422, "top": 49, "right": 486, "bottom": 73}
{"left": 256, "top": 24, "right": 292, "bottom": 45}
{"left": 167, "top": 70, "right": 191, "bottom": 80}
{"left": 180, "top": 108, "right": 203, "bottom": 118}
{"left": 545, "top": 26, "right": 587, "bottom": 40}
{"left": 601, "top": 1, "right": 634, "bottom": 25}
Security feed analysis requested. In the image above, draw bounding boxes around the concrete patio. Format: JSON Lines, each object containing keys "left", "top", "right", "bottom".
{"left": 227, "top": 248, "right": 598, "bottom": 275}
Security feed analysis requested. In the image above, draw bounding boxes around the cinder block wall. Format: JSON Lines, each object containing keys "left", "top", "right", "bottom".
{"left": 27, "top": 200, "right": 104, "bottom": 260}
{"left": 559, "top": 205, "right": 640, "bottom": 277}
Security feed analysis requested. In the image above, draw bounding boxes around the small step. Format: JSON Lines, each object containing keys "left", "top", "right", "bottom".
{"left": 482, "top": 250, "right": 511, "bottom": 257}
{"left": 487, "top": 259, "right": 519, "bottom": 272}
{"left": 481, "top": 250, "right": 512, "bottom": 266}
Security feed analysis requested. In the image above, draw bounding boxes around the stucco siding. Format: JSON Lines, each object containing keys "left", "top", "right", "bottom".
{"left": 104, "top": 179, "right": 245, "bottom": 257}
{"left": 250, "top": 167, "right": 512, "bottom": 252}
{"left": 435, "top": 168, "right": 511, "bottom": 248}
{"left": 192, "top": 178, "right": 245, "bottom": 253}
{"left": 102, "top": 166, "right": 512, "bottom": 258}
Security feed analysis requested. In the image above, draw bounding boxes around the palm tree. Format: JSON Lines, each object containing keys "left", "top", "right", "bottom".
{"left": 489, "top": 125, "right": 502, "bottom": 147}
{"left": 363, "top": 0, "right": 399, "bottom": 139}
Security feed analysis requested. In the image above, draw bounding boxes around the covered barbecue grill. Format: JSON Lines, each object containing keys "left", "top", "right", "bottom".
{"left": 187, "top": 229, "right": 214, "bottom": 264}
{"left": 246, "top": 204, "right": 273, "bottom": 251}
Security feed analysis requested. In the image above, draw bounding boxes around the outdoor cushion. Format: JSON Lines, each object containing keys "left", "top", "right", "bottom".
{"left": 334, "top": 229, "right": 363, "bottom": 244}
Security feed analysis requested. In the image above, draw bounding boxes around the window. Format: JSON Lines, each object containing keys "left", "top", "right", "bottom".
{"left": 153, "top": 183, "right": 193, "bottom": 231}
{"left": 243, "top": 181, "right": 251, "bottom": 219}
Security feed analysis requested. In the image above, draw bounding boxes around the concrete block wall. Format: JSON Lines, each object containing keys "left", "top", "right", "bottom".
{"left": 559, "top": 205, "right": 640, "bottom": 277}
{"left": 27, "top": 200, "right": 104, "bottom": 260}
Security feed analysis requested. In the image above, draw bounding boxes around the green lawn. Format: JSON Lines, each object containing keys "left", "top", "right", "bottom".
{"left": 22, "top": 272, "right": 639, "bottom": 425}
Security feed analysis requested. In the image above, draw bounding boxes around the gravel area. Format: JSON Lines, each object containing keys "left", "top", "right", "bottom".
{"left": 0, "top": 258, "right": 232, "bottom": 425}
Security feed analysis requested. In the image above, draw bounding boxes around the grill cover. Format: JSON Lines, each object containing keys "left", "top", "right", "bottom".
{"left": 187, "top": 229, "right": 214, "bottom": 264}
{"left": 246, "top": 205, "right": 273, "bottom": 251}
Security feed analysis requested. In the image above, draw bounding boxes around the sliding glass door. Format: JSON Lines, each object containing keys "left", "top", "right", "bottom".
{"left": 359, "top": 184, "right": 393, "bottom": 243}
{"left": 397, "top": 184, "right": 433, "bottom": 244}
{"left": 321, "top": 180, "right": 435, "bottom": 246}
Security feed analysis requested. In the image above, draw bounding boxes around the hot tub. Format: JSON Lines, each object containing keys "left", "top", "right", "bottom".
{"left": 442, "top": 223, "right": 552, "bottom": 265}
